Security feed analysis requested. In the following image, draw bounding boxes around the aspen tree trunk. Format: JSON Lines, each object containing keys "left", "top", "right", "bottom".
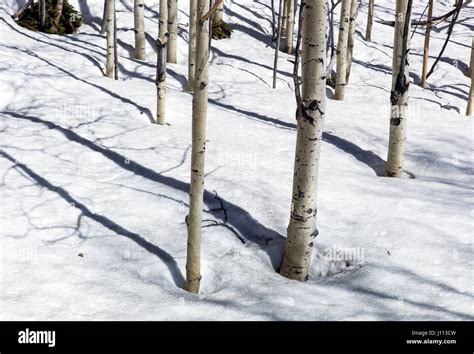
{"left": 105, "top": 0, "right": 116, "bottom": 79}
{"left": 134, "top": 0, "right": 146, "bottom": 60}
{"left": 385, "top": 0, "right": 412, "bottom": 177}
{"left": 273, "top": 0, "right": 284, "bottom": 88}
{"left": 114, "top": 7, "right": 118, "bottom": 80}
{"left": 185, "top": 0, "right": 211, "bottom": 294}
{"left": 346, "top": 0, "right": 358, "bottom": 83}
{"left": 281, "top": 0, "right": 288, "bottom": 35}
{"left": 335, "top": 0, "right": 351, "bottom": 100}
{"left": 285, "top": 0, "right": 295, "bottom": 53}
{"left": 421, "top": 0, "right": 433, "bottom": 87}
{"left": 188, "top": 0, "right": 197, "bottom": 91}
{"left": 156, "top": 0, "right": 168, "bottom": 124}
{"left": 54, "top": 0, "right": 64, "bottom": 26}
{"left": 167, "top": 0, "right": 178, "bottom": 63}
{"left": 38, "top": 0, "right": 46, "bottom": 29}
{"left": 466, "top": 37, "right": 474, "bottom": 116}
{"left": 280, "top": 0, "right": 327, "bottom": 281}
{"left": 365, "top": 0, "right": 374, "bottom": 41}
{"left": 214, "top": 0, "right": 224, "bottom": 24}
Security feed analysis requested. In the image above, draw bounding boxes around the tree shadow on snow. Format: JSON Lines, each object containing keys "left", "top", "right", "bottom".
{"left": 2, "top": 111, "right": 285, "bottom": 271}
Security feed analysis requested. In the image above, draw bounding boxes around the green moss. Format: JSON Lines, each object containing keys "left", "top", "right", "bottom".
{"left": 212, "top": 21, "right": 232, "bottom": 40}
{"left": 16, "top": 0, "right": 82, "bottom": 35}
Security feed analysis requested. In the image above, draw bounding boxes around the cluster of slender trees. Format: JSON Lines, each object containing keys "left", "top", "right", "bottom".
{"left": 95, "top": 0, "right": 472, "bottom": 293}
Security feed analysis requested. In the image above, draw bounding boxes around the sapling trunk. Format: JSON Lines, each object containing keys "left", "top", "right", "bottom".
{"left": 185, "top": 0, "right": 211, "bottom": 294}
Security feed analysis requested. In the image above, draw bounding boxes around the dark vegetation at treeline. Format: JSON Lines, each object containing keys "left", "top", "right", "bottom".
{"left": 16, "top": 0, "right": 82, "bottom": 35}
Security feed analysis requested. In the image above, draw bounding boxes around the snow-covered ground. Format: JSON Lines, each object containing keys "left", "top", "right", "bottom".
{"left": 0, "top": 0, "right": 472, "bottom": 320}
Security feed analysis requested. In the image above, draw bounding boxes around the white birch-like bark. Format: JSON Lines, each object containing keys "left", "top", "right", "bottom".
{"left": 281, "top": 0, "right": 288, "bottom": 35}
{"left": 285, "top": 0, "right": 295, "bottom": 53}
{"left": 188, "top": 0, "right": 197, "bottom": 91}
{"left": 466, "top": 37, "right": 474, "bottom": 116}
{"left": 385, "top": 0, "right": 412, "bottom": 177}
{"left": 421, "top": 0, "right": 433, "bottom": 87}
{"left": 365, "top": 0, "right": 374, "bottom": 41}
{"left": 280, "top": 0, "right": 327, "bottom": 281}
{"left": 345, "top": 0, "right": 358, "bottom": 83}
{"left": 334, "top": 0, "right": 351, "bottom": 100}
{"left": 156, "top": 0, "right": 168, "bottom": 124}
{"left": 38, "top": 0, "right": 46, "bottom": 28}
{"left": 134, "top": 0, "right": 146, "bottom": 60}
{"left": 214, "top": 0, "right": 224, "bottom": 24}
{"left": 273, "top": 0, "right": 284, "bottom": 88}
{"left": 185, "top": 0, "right": 211, "bottom": 294}
{"left": 167, "top": 0, "right": 178, "bottom": 63}
{"left": 105, "top": 0, "right": 116, "bottom": 79}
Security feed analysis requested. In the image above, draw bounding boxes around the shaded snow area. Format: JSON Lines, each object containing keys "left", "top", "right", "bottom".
{"left": 0, "top": 0, "right": 473, "bottom": 320}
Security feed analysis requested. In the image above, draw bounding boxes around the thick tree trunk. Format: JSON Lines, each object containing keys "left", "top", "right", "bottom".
{"left": 185, "top": 0, "right": 211, "bottom": 294}
{"left": 421, "top": 0, "right": 433, "bottom": 87}
{"left": 54, "top": 0, "right": 64, "bottom": 26}
{"left": 385, "top": 0, "right": 412, "bottom": 177}
{"left": 346, "top": 0, "right": 358, "bottom": 83}
{"left": 213, "top": 0, "right": 224, "bottom": 24}
{"left": 335, "top": 0, "right": 351, "bottom": 100}
{"left": 280, "top": 0, "right": 327, "bottom": 281}
{"left": 134, "top": 0, "right": 146, "bottom": 60}
{"left": 105, "top": 0, "right": 116, "bottom": 79}
{"left": 156, "top": 0, "right": 168, "bottom": 124}
{"left": 188, "top": 0, "right": 197, "bottom": 91}
{"left": 467, "top": 37, "right": 474, "bottom": 116}
{"left": 38, "top": 0, "right": 46, "bottom": 29}
{"left": 167, "top": 0, "right": 178, "bottom": 63}
{"left": 365, "top": 0, "right": 374, "bottom": 41}
{"left": 285, "top": 0, "right": 294, "bottom": 53}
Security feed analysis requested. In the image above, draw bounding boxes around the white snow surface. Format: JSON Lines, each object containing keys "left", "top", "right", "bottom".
{"left": 0, "top": 0, "right": 473, "bottom": 320}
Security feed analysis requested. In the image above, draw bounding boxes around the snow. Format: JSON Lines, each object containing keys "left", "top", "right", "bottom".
{"left": 0, "top": 0, "right": 472, "bottom": 320}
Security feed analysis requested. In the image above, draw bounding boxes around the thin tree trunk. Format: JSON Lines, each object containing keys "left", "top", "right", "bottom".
{"left": 54, "top": 0, "right": 64, "bottom": 26}
{"left": 281, "top": 0, "right": 288, "bottom": 34}
{"left": 334, "top": 0, "right": 351, "bottom": 100}
{"left": 114, "top": 7, "right": 118, "bottom": 80}
{"left": 105, "top": 0, "right": 115, "bottom": 79}
{"left": 188, "top": 0, "right": 197, "bottom": 91}
{"left": 326, "top": 0, "right": 337, "bottom": 77}
{"left": 38, "top": 0, "right": 46, "bottom": 29}
{"left": 167, "top": 0, "right": 178, "bottom": 63}
{"left": 285, "top": 0, "right": 294, "bottom": 53}
{"left": 421, "top": 0, "right": 433, "bottom": 87}
{"left": 385, "top": 0, "right": 412, "bottom": 177}
{"left": 100, "top": 0, "right": 108, "bottom": 34}
{"left": 365, "top": 0, "right": 373, "bottom": 41}
{"left": 280, "top": 0, "right": 327, "bottom": 281}
{"left": 426, "top": 0, "right": 462, "bottom": 80}
{"left": 466, "top": 37, "right": 474, "bottom": 116}
{"left": 273, "top": 0, "right": 284, "bottom": 88}
{"left": 213, "top": 0, "right": 224, "bottom": 24}
{"left": 134, "top": 0, "right": 146, "bottom": 60}
{"left": 346, "top": 0, "right": 358, "bottom": 83}
{"left": 186, "top": 0, "right": 211, "bottom": 294}
{"left": 157, "top": 0, "right": 168, "bottom": 124}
